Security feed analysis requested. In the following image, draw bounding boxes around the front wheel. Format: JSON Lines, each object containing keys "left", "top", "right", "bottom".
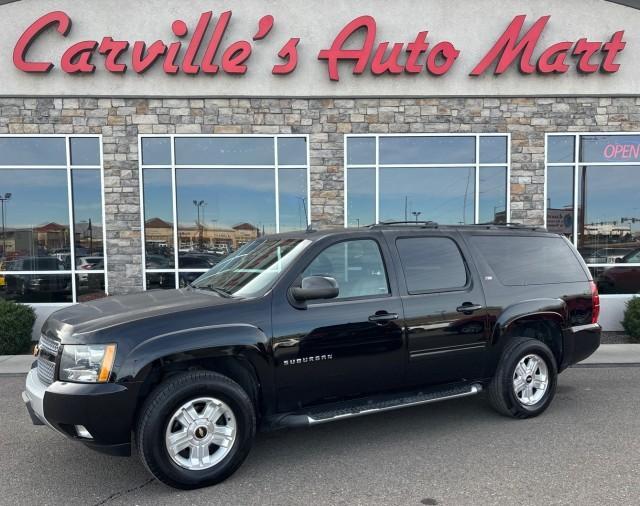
{"left": 135, "top": 370, "right": 256, "bottom": 489}
{"left": 488, "top": 337, "right": 558, "bottom": 418}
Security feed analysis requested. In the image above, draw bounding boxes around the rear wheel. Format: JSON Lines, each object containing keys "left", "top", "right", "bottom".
{"left": 136, "top": 370, "right": 256, "bottom": 489}
{"left": 488, "top": 337, "right": 557, "bottom": 418}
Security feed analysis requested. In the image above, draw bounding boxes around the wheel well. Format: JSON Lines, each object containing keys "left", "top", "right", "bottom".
{"left": 504, "top": 318, "right": 563, "bottom": 366}
{"left": 135, "top": 355, "right": 262, "bottom": 421}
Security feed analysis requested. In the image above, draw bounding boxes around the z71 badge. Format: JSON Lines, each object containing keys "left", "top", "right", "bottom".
{"left": 283, "top": 354, "right": 333, "bottom": 366}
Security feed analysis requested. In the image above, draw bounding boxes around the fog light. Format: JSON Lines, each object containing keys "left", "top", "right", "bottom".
{"left": 75, "top": 425, "right": 92, "bottom": 439}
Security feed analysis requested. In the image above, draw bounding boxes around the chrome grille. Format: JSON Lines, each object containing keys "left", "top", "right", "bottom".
{"left": 36, "top": 357, "right": 56, "bottom": 386}
{"left": 37, "top": 334, "right": 60, "bottom": 386}
{"left": 39, "top": 335, "right": 60, "bottom": 356}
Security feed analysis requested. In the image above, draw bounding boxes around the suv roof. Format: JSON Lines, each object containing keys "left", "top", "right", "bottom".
{"left": 269, "top": 222, "right": 552, "bottom": 241}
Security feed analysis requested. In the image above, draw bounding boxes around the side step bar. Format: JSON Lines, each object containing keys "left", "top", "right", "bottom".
{"left": 266, "top": 383, "right": 482, "bottom": 430}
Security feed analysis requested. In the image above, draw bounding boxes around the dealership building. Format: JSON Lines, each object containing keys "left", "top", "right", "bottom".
{"left": 0, "top": 0, "right": 639, "bottom": 334}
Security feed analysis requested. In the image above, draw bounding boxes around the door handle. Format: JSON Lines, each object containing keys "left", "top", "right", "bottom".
{"left": 456, "top": 303, "right": 484, "bottom": 314}
{"left": 368, "top": 312, "right": 399, "bottom": 324}
{"left": 273, "top": 338, "right": 301, "bottom": 350}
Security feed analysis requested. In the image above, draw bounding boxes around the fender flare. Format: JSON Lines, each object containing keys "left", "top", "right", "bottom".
{"left": 118, "top": 323, "right": 273, "bottom": 401}
{"left": 491, "top": 297, "right": 568, "bottom": 345}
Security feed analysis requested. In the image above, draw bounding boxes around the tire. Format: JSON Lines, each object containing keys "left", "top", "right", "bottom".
{"left": 488, "top": 337, "right": 558, "bottom": 419}
{"left": 135, "top": 370, "right": 256, "bottom": 489}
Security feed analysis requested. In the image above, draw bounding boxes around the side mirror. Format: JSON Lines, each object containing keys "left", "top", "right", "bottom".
{"left": 290, "top": 275, "right": 339, "bottom": 302}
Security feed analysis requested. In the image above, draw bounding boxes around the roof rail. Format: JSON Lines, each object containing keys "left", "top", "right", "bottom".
{"left": 474, "top": 222, "right": 546, "bottom": 231}
{"left": 368, "top": 220, "right": 440, "bottom": 228}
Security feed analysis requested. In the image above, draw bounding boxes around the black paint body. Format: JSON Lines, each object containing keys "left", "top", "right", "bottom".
{"left": 32, "top": 225, "right": 601, "bottom": 456}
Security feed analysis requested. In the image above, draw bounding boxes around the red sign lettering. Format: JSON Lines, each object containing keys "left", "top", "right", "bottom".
{"left": 11, "top": 11, "right": 626, "bottom": 80}
{"left": 603, "top": 143, "right": 640, "bottom": 160}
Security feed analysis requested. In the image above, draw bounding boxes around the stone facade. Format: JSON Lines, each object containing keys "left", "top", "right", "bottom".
{"left": 2, "top": 96, "right": 639, "bottom": 295}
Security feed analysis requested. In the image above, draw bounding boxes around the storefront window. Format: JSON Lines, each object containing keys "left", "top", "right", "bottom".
{"left": 0, "top": 135, "right": 106, "bottom": 304}
{"left": 140, "top": 135, "right": 310, "bottom": 290}
{"left": 546, "top": 133, "right": 640, "bottom": 295}
{"left": 345, "top": 134, "right": 510, "bottom": 227}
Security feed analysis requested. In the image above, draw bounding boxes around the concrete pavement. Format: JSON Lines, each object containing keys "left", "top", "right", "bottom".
{"left": 1, "top": 368, "right": 640, "bottom": 505}
{"left": 1, "top": 343, "right": 639, "bottom": 375}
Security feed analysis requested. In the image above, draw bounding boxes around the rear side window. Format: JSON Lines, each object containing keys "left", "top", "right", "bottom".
{"left": 470, "top": 235, "right": 586, "bottom": 285}
{"left": 396, "top": 237, "right": 468, "bottom": 293}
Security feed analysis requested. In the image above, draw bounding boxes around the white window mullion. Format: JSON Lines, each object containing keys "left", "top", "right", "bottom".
{"left": 65, "top": 136, "right": 77, "bottom": 303}
{"left": 274, "top": 137, "right": 280, "bottom": 233}
{"left": 171, "top": 136, "right": 180, "bottom": 289}
{"left": 375, "top": 136, "right": 380, "bottom": 224}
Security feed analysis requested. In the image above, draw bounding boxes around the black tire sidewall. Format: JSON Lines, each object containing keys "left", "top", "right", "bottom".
{"left": 138, "top": 373, "right": 255, "bottom": 489}
{"left": 501, "top": 340, "right": 558, "bottom": 416}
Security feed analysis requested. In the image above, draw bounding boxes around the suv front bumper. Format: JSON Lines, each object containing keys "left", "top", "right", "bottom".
{"left": 23, "top": 367, "right": 140, "bottom": 457}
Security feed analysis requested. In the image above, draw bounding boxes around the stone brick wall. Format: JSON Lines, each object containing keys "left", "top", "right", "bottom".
{"left": 2, "top": 96, "right": 639, "bottom": 295}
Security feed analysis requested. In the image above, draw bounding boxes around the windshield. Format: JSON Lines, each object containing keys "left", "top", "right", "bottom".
{"left": 191, "top": 238, "right": 310, "bottom": 298}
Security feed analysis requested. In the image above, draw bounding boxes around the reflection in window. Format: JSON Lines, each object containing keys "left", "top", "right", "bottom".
{"left": 546, "top": 165, "right": 574, "bottom": 241}
{"left": 143, "top": 169, "right": 175, "bottom": 268}
{"left": 346, "top": 135, "right": 509, "bottom": 226}
{"left": 547, "top": 133, "right": 640, "bottom": 296}
{"left": 578, "top": 165, "right": 640, "bottom": 264}
{"left": 479, "top": 167, "right": 507, "bottom": 224}
{"left": 379, "top": 167, "right": 475, "bottom": 224}
{"left": 347, "top": 168, "right": 375, "bottom": 228}
{"left": 303, "top": 239, "right": 389, "bottom": 299}
{"left": 140, "top": 135, "right": 310, "bottom": 289}
{"left": 0, "top": 136, "right": 105, "bottom": 304}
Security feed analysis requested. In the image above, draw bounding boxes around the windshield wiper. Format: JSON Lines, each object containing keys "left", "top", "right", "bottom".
{"left": 195, "top": 285, "right": 232, "bottom": 298}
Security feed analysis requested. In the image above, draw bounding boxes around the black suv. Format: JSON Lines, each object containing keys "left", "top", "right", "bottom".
{"left": 23, "top": 224, "right": 601, "bottom": 489}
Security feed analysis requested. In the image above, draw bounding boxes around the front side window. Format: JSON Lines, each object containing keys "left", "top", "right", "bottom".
{"left": 396, "top": 237, "right": 467, "bottom": 293}
{"left": 140, "top": 135, "right": 310, "bottom": 290}
{"left": 546, "top": 134, "right": 640, "bottom": 294}
{"left": 0, "top": 136, "right": 106, "bottom": 304}
{"left": 302, "top": 239, "right": 389, "bottom": 300}
{"left": 345, "top": 134, "right": 509, "bottom": 228}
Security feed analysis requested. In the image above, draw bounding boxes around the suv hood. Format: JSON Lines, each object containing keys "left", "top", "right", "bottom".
{"left": 42, "top": 288, "right": 234, "bottom": 340}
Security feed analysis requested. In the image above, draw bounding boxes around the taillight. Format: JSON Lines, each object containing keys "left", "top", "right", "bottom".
{"left": 590, "top": 280, "right": 600, "bottom": 324}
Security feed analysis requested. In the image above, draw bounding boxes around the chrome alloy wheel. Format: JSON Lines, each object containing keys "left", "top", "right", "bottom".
{"left": 512, "top": 354, "right": 549, "bottom": 406}
{"left": 164, "top": 397, "right": 237, "bottom": 471}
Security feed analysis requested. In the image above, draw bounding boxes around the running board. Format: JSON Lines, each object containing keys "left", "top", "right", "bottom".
{"left": 265, "top": 383, "right": 482, "bottom": 430}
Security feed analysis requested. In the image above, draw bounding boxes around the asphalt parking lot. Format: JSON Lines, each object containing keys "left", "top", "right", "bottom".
{"left": 1, "top": 367, "right": 639, "bottom": 506}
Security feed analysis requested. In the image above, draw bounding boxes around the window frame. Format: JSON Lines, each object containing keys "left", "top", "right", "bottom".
{"left": 0, "top": 134, "right": 107, "bottom": 305}
{"left": 395, "top": 235, "right": 471, "bottom": 295}
{"left": 545, "top": 132, "right": 640, "bottom": 295}
{"left": 139, "top": 134, "right": 311, "bottom": 290}
{"left": 344, "top": 133, "right": 511, "bottom": 227}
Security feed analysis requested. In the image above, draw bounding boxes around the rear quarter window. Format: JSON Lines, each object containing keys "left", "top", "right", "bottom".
{"left": 470, "top": 235, "right": 586, "bottom": 286}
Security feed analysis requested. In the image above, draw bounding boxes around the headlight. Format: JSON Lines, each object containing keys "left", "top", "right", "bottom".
{"left": 59, "top": 344, "right": 117, "bottom": 383}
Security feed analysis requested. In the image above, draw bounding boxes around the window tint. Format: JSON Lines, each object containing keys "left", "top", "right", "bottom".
{"left": 396, "top": 237, "right": 467, "bottom": 293}
{"left": 302, "top": 240, "right": 389, "bottom": 299}
{"left": 471, "top": 235, "right": 586, "bottom": 286}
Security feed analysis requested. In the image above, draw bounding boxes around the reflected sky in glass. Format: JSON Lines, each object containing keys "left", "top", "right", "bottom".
{"left": 479, "top": 136, "right": 507, "bottom": 164}
{"left": 72, "top": 170, "right": 103, "bottom": 255}
{"left": 0, "top": 169, "right": 69, "bottom": 228}
{"left": 175, "top": 138, "right": 274, "bottom": 165}
{"left": 347, "top": 137, "right": 376, "bottom": 165}
{"left": 379, "top": 167, "right": 475, "bottom": 224}
{"left": 279, "top": 168, "right": 308, "bottom": 232}
{"left": 347, "top": 168, "right": 375, "bottom": 227}
{"left": 176, "top": 168, "right": 276, "bottom": 232}
{"left": 141, "top": 138, "right": 171, "bottom": 165}
{"left": 548, "top": 136, "right": 574, "bottom": 163}
{"left": 277, "top": 138, "right": 307, "bottom": 165}
{"left": 478, "top": 166, "right": 507, "bottom": 223}
{"left": 0, "top": 138, "right": 66, "bottom": 166}
{"left": 70, "top": 138, "right": 100, "bottom": 166}
{"left": 580, "top": 135, "right": 640, "bottom": 163}
{"left": 379, "top": 136, "right": 475, "bottom": 165}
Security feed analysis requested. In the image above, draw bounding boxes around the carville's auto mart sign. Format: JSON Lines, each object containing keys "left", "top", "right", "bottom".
{"left": 1, "top": 0, "right": 639, "bottom": 97}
